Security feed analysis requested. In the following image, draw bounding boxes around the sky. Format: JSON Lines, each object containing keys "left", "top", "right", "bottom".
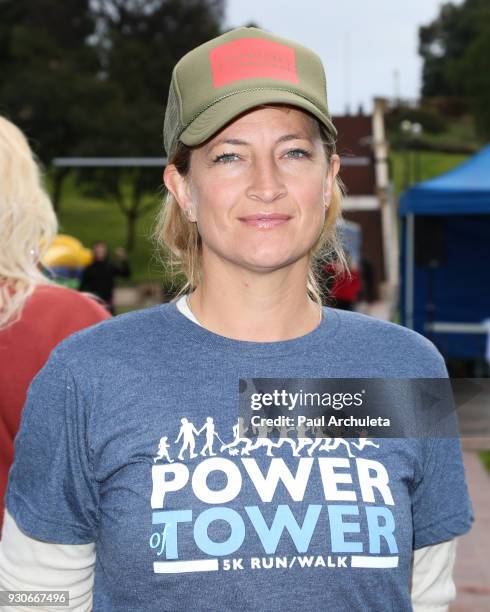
{"left": 224, "top": 0, "right": 462, "bottom": 115}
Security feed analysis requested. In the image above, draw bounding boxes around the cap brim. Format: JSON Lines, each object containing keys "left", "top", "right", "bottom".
{"left": 179, "top": 89, "right": 337, "bottom": 147}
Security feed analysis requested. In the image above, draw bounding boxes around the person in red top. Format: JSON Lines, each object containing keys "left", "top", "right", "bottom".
{"left": 322, "top": 251, "right": 362, "bottom": 310}
{"left": 0, "top": 116, "right": 110, "bottom": 535}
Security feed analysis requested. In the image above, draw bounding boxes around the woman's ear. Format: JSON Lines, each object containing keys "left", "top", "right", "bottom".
{"left": 323, "top": 154, "right": 340, "bottom": 207}
{"left": 163, "top": 164, "right": 195, "bottom": 220}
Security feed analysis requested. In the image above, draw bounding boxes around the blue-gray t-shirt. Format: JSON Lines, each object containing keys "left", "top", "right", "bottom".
{"left": 6, "top": 303, "right": 474, "bottom": 611}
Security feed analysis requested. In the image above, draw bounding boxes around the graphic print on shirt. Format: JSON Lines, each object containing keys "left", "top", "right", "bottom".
{"left": 150, "top": 416, "right": 399, "bottom": 575}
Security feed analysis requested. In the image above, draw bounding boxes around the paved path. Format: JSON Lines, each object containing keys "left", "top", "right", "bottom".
{"left": 359, "top": 299, "right": 393, "bottom": 321}
{"left": 114, "top": 285, "right": 162, "bottom": 309}
{"left": 449, "top": 451, "right": 490, "bottom": 611}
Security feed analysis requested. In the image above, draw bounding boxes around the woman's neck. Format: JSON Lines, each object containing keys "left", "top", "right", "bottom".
{"left": 187, "top": 283, "right": 322, "bottom": 343}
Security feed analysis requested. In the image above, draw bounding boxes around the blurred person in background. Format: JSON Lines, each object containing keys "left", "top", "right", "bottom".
{"left": 0, "top": 116, "right": 111, "bottom": 536}
{"left": 79, "top": 240, "right": 131, "bottom": 314}
{"left": 321, "top": 250, "right": 362, "bottom": 310}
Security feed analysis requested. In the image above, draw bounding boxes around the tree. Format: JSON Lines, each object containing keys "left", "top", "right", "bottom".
{"left": 0, "top": 0, "right": 113, "bottom": 210}
{"left": 85, "top": 0, "right": 225, "bottom": 250}
{"left": 77, "top": 165, "right": 162, "bottom": 251}
{"left": 0, "top": 0, "right": 226, "bottom": 241}
{"left": 419, "top": 0, "right": 490, "bottom": 138}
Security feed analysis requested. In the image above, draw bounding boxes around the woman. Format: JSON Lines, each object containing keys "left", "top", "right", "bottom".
{"left": 1, "top": 28, "right": 473, "bottom": 611}
{"left": 0, "top": 116, "right": 110, "bottom": 535}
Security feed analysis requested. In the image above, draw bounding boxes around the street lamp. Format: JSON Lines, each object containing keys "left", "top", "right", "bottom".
{"left": 399, "top": 120, "right": 424, "bottom": 187}
{"left": 411, "top": 122, "right": 423, "bottom": 182}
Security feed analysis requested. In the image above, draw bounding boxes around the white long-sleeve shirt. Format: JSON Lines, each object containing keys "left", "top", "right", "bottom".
{"left": 0, "top": 294, "right": 459, "bottom": 611}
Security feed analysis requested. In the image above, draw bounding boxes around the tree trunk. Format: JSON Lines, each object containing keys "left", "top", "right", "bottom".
{"left": 125, "top": 170, "right": 143, "bottom": 252}
{"left": 51, "top": 167, "right": 69, "bottom": 213}
{"left": 126, "top": 211, "right": 137, "bottom": 252}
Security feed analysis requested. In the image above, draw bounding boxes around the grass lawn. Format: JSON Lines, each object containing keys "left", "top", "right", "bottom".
{"left": 479, "top": 450, "right": 490, "bottom": 474}
{"left": 53, "top": 173, "right": 167, "bottom": 286}
{"left": 389, "top": 149, "right": 469, "bottom": 196}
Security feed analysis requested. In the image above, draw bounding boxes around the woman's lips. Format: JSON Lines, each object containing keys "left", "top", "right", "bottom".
{"left": 238, "top": 214, "right": 292, "bottom": 229}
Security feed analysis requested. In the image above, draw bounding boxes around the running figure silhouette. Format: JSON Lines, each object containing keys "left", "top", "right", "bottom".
{"left": 220, "top": 417, "right": 254, "bottom": 456}
{"left": 153, "top": 436, "right": 173, "bottom": 463}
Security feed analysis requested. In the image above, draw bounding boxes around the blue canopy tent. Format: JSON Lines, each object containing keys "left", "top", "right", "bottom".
{"left": 399, "top": 144, "right": 490, "bottom": 360}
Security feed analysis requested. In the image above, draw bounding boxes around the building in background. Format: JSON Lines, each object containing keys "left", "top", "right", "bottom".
{"left": 333, "top": 98, "right": 397, "bottom": 310}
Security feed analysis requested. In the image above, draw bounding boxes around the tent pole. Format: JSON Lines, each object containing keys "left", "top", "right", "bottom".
{"left": 406, "top": 214, "right": 415, "bottom": 329}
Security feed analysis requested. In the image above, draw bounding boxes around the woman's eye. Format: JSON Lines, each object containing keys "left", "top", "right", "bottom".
{"left": 213, "top": 152, "right": 239, "bottom": 164}
{"left": 286, "top": 148, "right": 312, "bottom": 159}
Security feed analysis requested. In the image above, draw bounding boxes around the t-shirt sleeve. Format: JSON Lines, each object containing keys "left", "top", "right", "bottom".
{"left": 5, "top": 346, "right": 98, "bottom": 544}
{"left": 409, "top": 336, "right": 475, "bottom": 549}
{"left": 411, "top": 430, "right": 474, "bottom": 550}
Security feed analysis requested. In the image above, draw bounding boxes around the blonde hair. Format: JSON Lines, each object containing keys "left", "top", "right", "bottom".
{"left": 154, "top": 105, "right": 349, "bottom": 306}
{"left": 0, "top": 116, "right": 57, "bottom": 330}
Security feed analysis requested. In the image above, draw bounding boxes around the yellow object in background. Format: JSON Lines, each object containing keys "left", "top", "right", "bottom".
{"left": 42, "top": 234, "right": 93, "bottom": 269}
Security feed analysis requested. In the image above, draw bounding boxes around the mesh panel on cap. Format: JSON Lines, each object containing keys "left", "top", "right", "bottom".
{"left": 163, "top": 76, "right": 183, "bottom": 158}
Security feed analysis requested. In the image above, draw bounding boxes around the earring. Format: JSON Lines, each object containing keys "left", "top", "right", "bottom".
{"left": 186, "top": 208, "right": 193, "bottom": 220}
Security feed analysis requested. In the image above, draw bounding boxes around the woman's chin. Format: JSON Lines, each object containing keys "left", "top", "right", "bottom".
{"left": 235, "top": 251, "right": 305, "bottom": 273}
{"left": 204, "top": 240, "right": 310, "bottom": 272}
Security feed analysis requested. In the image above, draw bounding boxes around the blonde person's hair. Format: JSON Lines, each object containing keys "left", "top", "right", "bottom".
{"left": 0, "top": 116, "right": 57, "bottom": 330}
{"left": 154, "top": 105, "right": 349, "bottom": 307}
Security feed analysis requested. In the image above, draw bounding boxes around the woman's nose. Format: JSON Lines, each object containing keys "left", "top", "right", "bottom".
{"left": 246, "top": 156, "right": 287, "bottom": 203}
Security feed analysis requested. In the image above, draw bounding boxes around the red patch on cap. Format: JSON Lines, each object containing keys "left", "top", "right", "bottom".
{"left": 209, "top": 38, "right": 298, "bottom": 88}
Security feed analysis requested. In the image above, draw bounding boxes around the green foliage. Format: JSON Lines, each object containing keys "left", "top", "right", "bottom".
{"left": 76, "top": 0, "right": 224, "bottom": 249}
{"left": 0, "top": 0, "right": 111, "bottom": 161}
{"left": 91, "top": 0, "right": 225, "bottom": 157}
{"left": 385, "top": 104, "right": 448, "bottom": 136}
{"left": 479, "top": 450, "right": 490, "bottom": 474}
{"left": 419, "top": 0, "right": 490, "bottom": 139}
{"left": 0, "top": 0, "right": 225, "bottom": 160}
{"left": 386, "top": 112, "right": 480, "bottom": 155}
{"left": 454, "top": 29, "right": 490, "bottom": 138}
{"left": 0, "top": 0, "right": 226, "bottom": 249}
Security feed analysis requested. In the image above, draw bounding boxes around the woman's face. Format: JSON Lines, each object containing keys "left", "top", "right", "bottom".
{"left": 166, "top": 105, "right": 340, "bottom": 274}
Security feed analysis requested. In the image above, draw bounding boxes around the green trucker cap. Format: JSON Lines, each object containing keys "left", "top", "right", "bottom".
{"left": 163, "top": 26, "right": 337, "bottom": 159}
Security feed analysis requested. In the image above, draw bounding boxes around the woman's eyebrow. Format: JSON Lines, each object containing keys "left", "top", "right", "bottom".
{"left": 208, "top": 133, "right": 312, "bottom": 150}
